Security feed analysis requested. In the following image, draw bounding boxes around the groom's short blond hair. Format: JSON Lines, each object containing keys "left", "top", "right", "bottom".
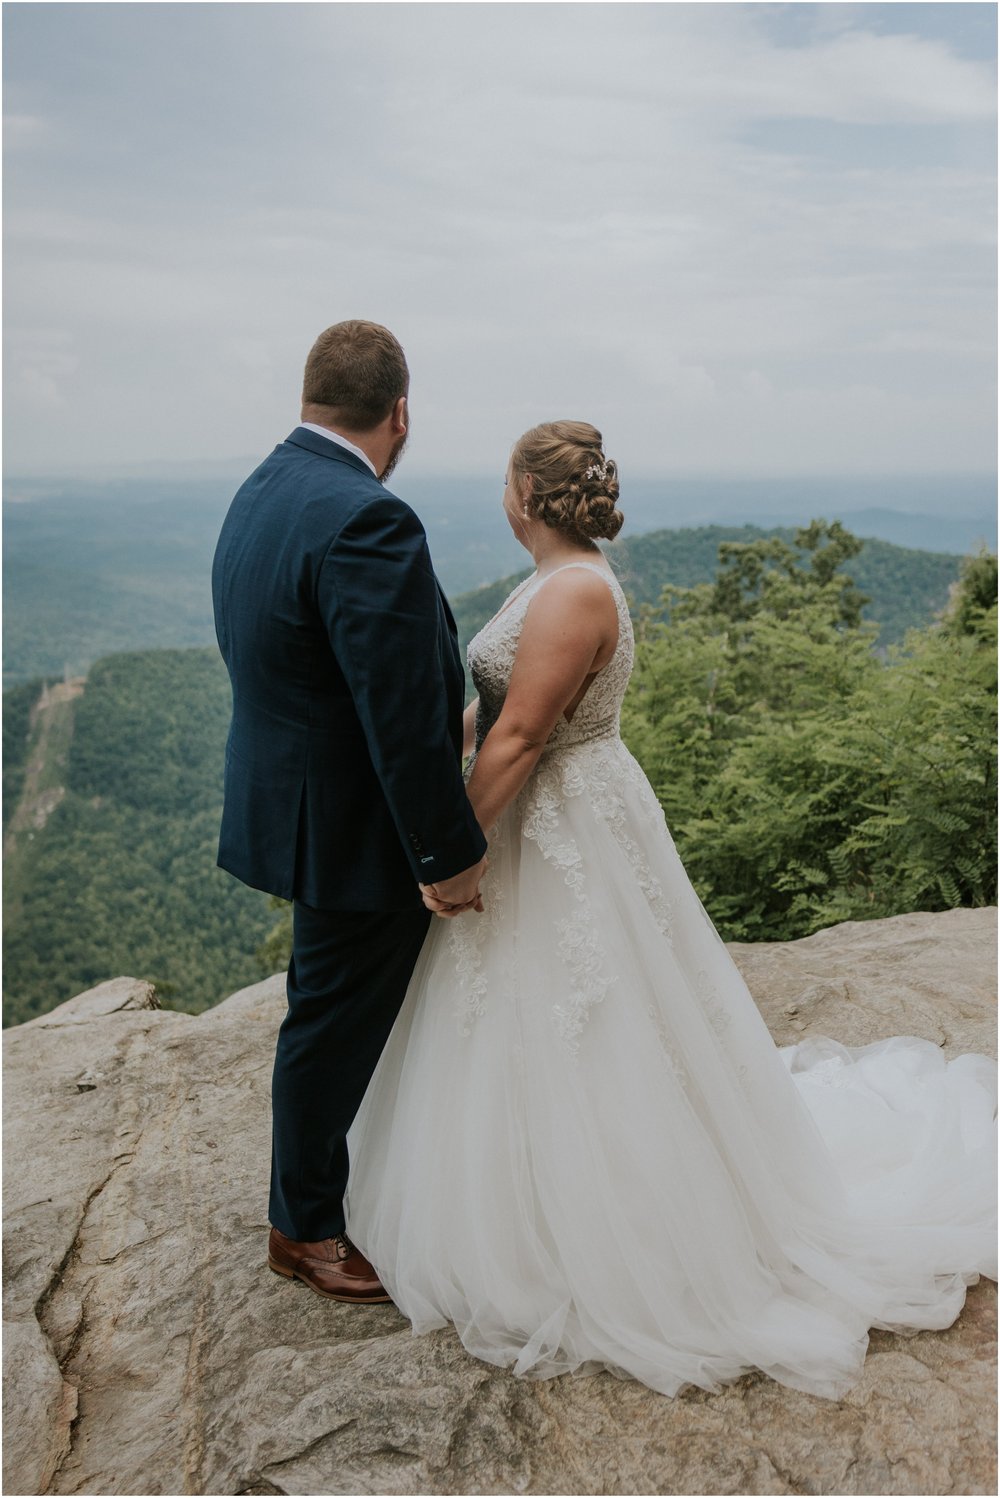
{"left": 302, "top": 320, "right": 409, "bottom": 432}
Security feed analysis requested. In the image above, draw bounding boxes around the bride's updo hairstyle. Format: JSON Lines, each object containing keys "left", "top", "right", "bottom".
{"left": 511, "top": 421, "right": 623, "bottom": 543}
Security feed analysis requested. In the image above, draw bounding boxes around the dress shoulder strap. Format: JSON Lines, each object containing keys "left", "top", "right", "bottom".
{"left": 532, "top": 561, "right": 624, "bottom": 599}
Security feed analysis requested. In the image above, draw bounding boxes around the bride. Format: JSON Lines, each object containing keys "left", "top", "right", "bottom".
{"left": 345, "top": 419, "right": 997, "bottom": 1400}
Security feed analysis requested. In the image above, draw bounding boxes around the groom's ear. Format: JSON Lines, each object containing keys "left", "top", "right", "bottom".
{"left": 391, "top": 395, "right": 408, "bottom": 435}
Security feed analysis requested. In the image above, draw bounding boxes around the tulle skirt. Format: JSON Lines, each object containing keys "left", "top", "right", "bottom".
{"left": 346, "top": 738, "right": 997, "bottom": 1399}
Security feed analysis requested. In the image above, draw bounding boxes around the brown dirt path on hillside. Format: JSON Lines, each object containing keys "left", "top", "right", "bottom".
{"left": 4, "top": 679, "right": 86, "bottom": 921}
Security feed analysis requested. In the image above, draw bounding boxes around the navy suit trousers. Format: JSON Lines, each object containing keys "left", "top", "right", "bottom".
{"left": 269, "top": 901, "right": 432, "bottom": 1241}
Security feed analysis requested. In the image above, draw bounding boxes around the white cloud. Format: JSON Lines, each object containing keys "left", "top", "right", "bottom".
{"left": 2, "top": 2, "right": 995, "bottom": 476}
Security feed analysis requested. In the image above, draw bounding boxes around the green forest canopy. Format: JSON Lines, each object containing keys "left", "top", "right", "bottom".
{"left": 620, "top": 528, "right": 997, "bottom": 939}
{"left": 3, "top": 524, "right": 995, "bottom": 1023}
{"left": 3, "top": 650, "right": 273, "bottom": 1025}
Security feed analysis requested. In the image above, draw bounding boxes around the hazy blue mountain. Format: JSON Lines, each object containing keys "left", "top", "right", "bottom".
{"left": 3, "top": 470, "right": 994, "bottom": 684}
{"left": 399, "top": 471, "right": 998, "bottom": 580}
{"left": 4, "top": 480, "right": 235, "bottom": 686}
{"left": 718, "top": 506, "right": 996, "bottom": 558}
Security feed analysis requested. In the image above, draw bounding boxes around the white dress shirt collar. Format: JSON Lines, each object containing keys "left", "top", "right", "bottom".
{"left": 299, "top": 422, "right": 378, "bottom": 477}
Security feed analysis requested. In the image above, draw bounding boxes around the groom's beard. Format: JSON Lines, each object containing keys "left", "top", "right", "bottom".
{"left": 380, "top": 428, "right": 409, "bottom": 483}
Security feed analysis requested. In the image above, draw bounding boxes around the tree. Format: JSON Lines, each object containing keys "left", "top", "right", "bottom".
{"left": 621, "top": 526, "right": 996, "bottom": 940}
{"left": 941, "top": 548, "right": 998, "bottom": 638}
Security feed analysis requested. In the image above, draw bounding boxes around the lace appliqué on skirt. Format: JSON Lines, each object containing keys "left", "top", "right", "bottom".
{"left": 520, "top": 749, "right": 622, "bottom": 1054}
{"left": 447, "top": 808, "right": 508, "bottom": 1036}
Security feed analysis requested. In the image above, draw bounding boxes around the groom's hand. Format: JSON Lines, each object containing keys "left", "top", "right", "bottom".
{"left": 420, "top": 856, "right": 488, "bottom": 917}
{"left": 420, "top": 888, "right": 484, "bottom": 917}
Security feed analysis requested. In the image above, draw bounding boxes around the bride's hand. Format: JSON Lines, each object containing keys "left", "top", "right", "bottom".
{"left": 420, "top": 856, "right": 488, "bottom": 917}
{"left": 419, "top": 882, "right": 485, "bottom": 917}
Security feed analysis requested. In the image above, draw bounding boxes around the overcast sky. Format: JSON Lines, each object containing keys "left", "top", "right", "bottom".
{"left": 3, "top": 1, "right": 996, "bottom": 478}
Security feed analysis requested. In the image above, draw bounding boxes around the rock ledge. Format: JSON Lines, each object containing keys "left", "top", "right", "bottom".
{"left": 3, "top": 909, "right": 996, "bottom": 1496}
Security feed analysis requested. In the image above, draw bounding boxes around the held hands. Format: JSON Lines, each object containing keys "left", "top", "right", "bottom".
{"left": 419, "top": 855, "right": 488, "bottom": 918}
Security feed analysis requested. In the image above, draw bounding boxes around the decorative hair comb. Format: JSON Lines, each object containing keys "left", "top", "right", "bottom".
{"left": 584, "top": 462, "right": 608, "bottom": 481}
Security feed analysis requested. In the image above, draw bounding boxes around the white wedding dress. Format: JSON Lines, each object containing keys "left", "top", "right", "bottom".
{"left": 346, "top": 561, "right": 997, "bottom": 1400}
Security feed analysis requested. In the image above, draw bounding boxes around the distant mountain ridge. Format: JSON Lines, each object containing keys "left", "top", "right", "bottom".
{"left": 4, "top": 476, "right": 988, "bottom": 685}
{"left": 450, "top": 523, "right": 968, "bottom": 665}
{"left": 709, "top": 507, "right": 995, "bottom": 558}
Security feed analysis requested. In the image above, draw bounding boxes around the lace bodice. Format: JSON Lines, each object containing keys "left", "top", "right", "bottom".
{"left": 467, "top": 562, "right": 634, "bottom": 755}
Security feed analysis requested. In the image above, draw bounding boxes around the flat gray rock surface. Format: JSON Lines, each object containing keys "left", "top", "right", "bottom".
{"left": 3, "top": 908, "right": 996, "bottom": 1496}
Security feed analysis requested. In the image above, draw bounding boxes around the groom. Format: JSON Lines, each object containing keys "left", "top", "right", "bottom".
{"left": 212, "top": 320, "right": 488, "bottom": 1303}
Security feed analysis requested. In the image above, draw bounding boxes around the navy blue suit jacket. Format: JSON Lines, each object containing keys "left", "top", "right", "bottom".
{"left": 212, "top": 426, "right": 487, "bottom": 910}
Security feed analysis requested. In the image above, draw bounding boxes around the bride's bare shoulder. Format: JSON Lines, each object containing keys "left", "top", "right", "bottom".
{"left": 521, "top": 563, "right": 619, "bottom": 639}
{"left": 532, "top": 563, "right": 619, "bottom": 605}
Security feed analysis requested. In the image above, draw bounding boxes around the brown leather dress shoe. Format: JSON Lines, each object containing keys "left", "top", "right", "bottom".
{"left": 267, "top": 1226, "right": 392, "bottom": 1303}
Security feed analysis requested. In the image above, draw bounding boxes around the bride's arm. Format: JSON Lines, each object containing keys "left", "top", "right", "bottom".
{"left": 462, "top": 698, "right": 479, "bottom": 760}
{"left": 465, "top": 572, "right": 617, "bottom": 833}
